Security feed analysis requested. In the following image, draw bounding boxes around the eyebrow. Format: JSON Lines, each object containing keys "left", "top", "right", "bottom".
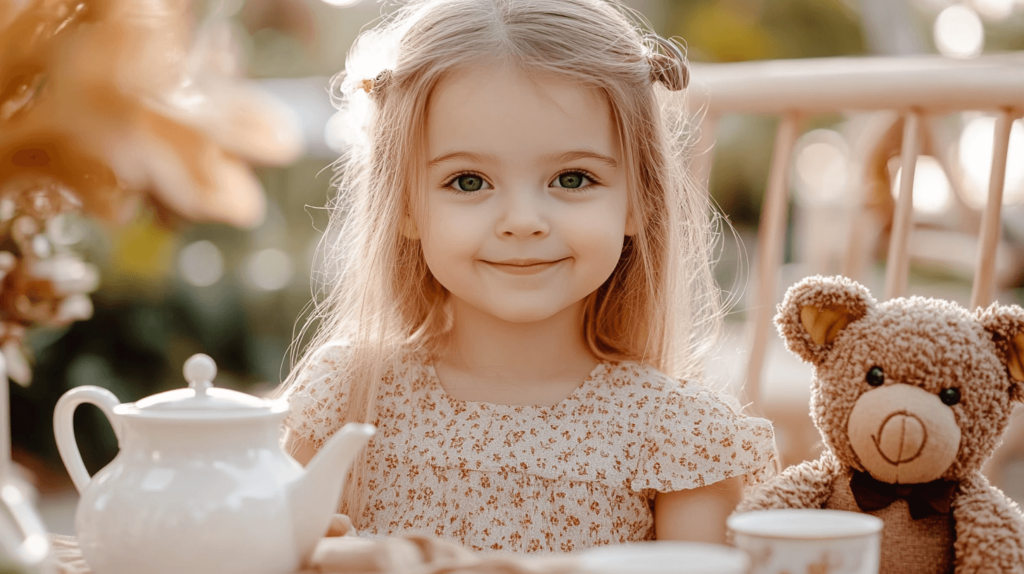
{"left": 427, "top": 149, "right": 618, "bottom": 169}
{"left": 427, "top": 151, "right": 495, "bottom": 168}
{"left": 546, "top": 150, "right": 618, "bottom": 168}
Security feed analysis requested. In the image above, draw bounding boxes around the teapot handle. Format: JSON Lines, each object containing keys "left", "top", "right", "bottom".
{"left": 53, "top": 386, "right": 122, "bottom": 494}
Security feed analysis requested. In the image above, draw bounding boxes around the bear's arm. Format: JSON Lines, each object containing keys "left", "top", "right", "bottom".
{"left": 952, "top": 472, "right": 1024, "bottom": 574}
{"left": 734, "top": 451, "right": 841, "bottom": 513}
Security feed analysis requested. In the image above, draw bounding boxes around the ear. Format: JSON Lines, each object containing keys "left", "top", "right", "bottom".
{"left": 774, "top": 275, "right": 875, "bottom": 366}
{"left": 976, "top": 304, "right": 1024, "bottom": 403}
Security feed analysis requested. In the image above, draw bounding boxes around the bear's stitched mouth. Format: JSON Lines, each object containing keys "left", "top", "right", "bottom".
{"left": 871, "top": 410, "right": 928, "bottom": 466}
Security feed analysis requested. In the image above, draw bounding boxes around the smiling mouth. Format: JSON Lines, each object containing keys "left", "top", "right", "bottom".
{"left": 483, "top": 258, "right": 568, "bottom": 275}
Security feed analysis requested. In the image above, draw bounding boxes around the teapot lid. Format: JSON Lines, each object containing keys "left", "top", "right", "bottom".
{"left": 123, "top": 354, "right": 287, "bottom": 419}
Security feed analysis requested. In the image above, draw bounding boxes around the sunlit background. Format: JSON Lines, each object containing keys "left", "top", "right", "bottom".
{"left": 8, "top": 0, "right": 1024, "bottom": 530}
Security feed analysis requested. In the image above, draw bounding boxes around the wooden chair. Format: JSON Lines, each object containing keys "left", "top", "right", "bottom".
{"left": 689, "top": 53, "right": 1024, "bottom": 496}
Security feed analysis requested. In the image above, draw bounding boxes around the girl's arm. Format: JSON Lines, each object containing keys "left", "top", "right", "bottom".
{"left": 653, "top": 475, "right": 744, "bottom": 543}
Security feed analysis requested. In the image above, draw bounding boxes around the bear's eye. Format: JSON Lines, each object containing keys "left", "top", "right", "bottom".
{"left": 866, "top": 366, "right": 884, "bottom": 387}
{"left": 940, "top": 388, "right": 961, "bottom": 406}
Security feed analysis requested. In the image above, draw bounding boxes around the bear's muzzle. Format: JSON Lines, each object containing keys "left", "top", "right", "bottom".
{"left": 848, "top": 383, "right": 961, "bottom": 484}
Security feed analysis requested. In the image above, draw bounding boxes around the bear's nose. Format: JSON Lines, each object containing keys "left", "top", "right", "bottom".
{"left": 872, "top": 411, "right": 926, "bottom": 465}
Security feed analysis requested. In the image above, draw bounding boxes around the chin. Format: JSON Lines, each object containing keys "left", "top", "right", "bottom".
{"left": 476, "top": 300, "right": 572, "bottom": 324}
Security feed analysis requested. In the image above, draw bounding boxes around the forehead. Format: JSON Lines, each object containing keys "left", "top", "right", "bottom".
{"left": 424, "top": 64, "right": 619, "bottom": 161}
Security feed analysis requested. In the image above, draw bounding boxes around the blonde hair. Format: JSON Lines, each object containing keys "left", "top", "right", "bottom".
{"left": 282, "top": 0, "right": 722, "bottom": 520}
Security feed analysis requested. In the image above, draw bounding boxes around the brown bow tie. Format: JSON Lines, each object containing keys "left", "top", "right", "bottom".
{"left": 849, "top": 470, "right": 958, "bottom": 520}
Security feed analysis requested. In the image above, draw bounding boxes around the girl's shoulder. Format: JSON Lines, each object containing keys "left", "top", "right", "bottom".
{"left": 596, "top": 360, "right": 744, "bottom": 415}
{"left": 600, "top": 361, "right": 777, "bottom": 492}
{"left": 283, "top": 345, "right": 430, "bottom": 433}
{"left": 283, "top": 341, "right": 355, "bottom": 399}
{"left": 281, "top": 341, "right": 360, "bottom": 448}
{"left": 283, "top": 343, "right": 425, "bottom": 396}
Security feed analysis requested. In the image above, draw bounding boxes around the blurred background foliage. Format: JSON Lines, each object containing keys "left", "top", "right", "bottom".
{"left": 11, "top": 0, "right": 1024, "bottom": 493}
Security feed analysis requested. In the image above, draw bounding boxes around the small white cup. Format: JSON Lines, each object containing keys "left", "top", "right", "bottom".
{"left": 728, "top": 509, "right": 883, "bottom": 574}
{"left": 578, "top": 541, "right": 750, "bottom": 574}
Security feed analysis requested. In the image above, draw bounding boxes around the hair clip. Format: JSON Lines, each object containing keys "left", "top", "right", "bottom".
{"left": 360, "top": 69, "right": 394, "bottom": 95}
{"left": 647, "top": 35, "right": 689, "bottom": 91}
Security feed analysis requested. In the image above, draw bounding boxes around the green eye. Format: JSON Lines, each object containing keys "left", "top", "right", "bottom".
{"left": 454, "top": 175, "right": 485, "bottom": 192}
{"left": 556, "top": 172, "right": 586, "bottom": 189}
{"left": 552, "top": 171, "right": 595, "bottom": 189}
{"left": 866, "top": 366, "right": 884, "bottom": 387}
{"left": 940, "top": 388, "right": 960, "bottom": 406}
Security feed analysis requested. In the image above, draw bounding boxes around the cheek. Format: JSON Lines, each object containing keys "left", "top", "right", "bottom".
{"left": 416, "top": 208, "right": 482, "bottom": 283}
{"left": 582, "top": 230, "right": 627, "bottom": 269}
{"left": 564, "top": 200, "right": 628, "bottom": 258}
{"left": 417, "top": 203, "right": 476, "bottom": 252}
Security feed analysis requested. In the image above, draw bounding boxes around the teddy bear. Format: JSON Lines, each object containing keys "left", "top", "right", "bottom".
{"left": 736, "top": 275, "right": 1024, "bottom": 574}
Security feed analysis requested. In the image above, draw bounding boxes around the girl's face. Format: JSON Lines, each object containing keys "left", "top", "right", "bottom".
{"left": 414, "top": 64, "right": 633, "bottom": 324}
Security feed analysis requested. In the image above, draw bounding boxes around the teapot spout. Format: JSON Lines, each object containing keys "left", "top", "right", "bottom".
{"left": 289, "top": 423, "right": 375, "bottom": 559}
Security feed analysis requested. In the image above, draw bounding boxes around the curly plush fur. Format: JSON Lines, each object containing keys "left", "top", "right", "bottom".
{"left": 737, "top": 275, "right": 1024, "bottom": 574}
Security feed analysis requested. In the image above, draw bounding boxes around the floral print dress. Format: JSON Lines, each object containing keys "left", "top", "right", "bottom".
{"left": 284, "top": 346, "right": 776, "bottom": 554}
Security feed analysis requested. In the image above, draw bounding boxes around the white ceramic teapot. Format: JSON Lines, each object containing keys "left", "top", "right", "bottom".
{"left": 53, "top": 353, "right": 375, "bottom": 574}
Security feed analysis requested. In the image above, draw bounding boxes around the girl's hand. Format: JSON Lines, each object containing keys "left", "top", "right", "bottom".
{"left": 653, "top": 475, "right": 744, "bottom": 543}
{"left": 326, "top": 514, "right": 357, "bottom": 537}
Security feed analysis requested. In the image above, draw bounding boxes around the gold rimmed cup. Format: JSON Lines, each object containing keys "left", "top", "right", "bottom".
{"left": 727, "top": 509, "right": 883, "bottom": 574}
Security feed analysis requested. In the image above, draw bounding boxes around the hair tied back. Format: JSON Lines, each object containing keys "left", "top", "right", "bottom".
{"left": 360, "top": 69, "right": 394, "bottom": 95}
{"left": 647, "top": 35, "right": 688, "bottom": 91}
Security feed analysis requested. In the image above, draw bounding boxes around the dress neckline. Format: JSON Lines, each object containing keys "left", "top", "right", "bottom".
{"left": 422, "top": 359, "right": 610, "bottom": 413}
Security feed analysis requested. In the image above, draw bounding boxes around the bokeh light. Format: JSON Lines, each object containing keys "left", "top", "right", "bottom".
{"left": 46, "top": 213, "right": 86, "bottom": 246}
{"left": 957, "top": 116, "right": 1024, "bottom": 209}
{"left": 244, "top": 248, "right": 294, "bottom": 291}
{"left": 892, "top": 156, "right": 953, "bottom": 215}
{"left": 321, "top": 0, "right": 363, "bottom": 6}
{"left": 24, "top": 535, "right": 48, "bottom": 561}
{"left": 934, "top": 4, "right": 985, "bottom": 58}
{"left": 793, "top": 129, "right": 849, "bottom": 204}
{"left": 178, "top": 240, "right": 225, "bottom": 287}
{"left": 324, "top": 111, "right": 348, "bottom": 153}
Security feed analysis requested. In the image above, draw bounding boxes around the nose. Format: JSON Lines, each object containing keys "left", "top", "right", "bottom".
{"left": 495, "top": 186, "right": 549, "bottom": 238}
{"left": 872, "top": 411, "right": 926, "bottom": 465}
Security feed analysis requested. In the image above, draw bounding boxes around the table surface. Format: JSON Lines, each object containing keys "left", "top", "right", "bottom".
{"left": 47, "top": 533, "right": 582, "bottom": 574}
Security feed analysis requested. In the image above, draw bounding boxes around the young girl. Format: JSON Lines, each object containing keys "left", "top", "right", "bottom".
{"left": 279, "top": 0, "right": 775, "bottom": 554}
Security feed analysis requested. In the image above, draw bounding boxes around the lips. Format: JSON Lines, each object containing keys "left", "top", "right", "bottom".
{"left": 482, "top": 258, "right": 567, "bottom": 275}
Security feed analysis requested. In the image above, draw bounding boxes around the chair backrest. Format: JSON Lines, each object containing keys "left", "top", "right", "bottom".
{"left": 688, "top": 54, "right": 1024, "bottom": 495}
{"left": 689, "top": 53, "right": 1024, "bottom": 408}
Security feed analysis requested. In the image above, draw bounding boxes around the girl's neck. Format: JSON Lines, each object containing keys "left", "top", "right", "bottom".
{"left": 437, "top": 297, "right": 598, "bottom": 395}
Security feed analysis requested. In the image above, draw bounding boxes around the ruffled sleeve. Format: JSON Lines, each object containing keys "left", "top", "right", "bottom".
{"left": 630, "top": 383, "right": 776, "bottom": 492}
{"left": 282, "top": 341, "right": 352, "bottom": 449}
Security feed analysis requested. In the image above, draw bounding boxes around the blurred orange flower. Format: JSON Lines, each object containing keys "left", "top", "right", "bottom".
{"left": 0, "top": 0, "right": 304, "bottom": 227}
{"left": 0, "top": 0, "right": 305, "bottom": 383}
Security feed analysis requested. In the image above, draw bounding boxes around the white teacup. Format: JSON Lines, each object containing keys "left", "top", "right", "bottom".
{"left": 578, "top": 541, "right": 750, "bottom": 574}
{"left": 728, "top": 509, "right": 883, "bottom": 574}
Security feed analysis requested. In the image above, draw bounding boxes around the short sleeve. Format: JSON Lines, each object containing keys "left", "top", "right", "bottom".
{"left": 630, "top": 384, "right": 777, "bottom": 492}
{"left": 282, "top": 341, "right": 352, "bottom": 449}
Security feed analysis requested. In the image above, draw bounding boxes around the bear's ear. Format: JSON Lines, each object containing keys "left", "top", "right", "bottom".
{"left": 774, "top": 276, "right": 875, "bottom": 366}
{"left": 976, "top": 304, "right": 1024, "bottom": 403}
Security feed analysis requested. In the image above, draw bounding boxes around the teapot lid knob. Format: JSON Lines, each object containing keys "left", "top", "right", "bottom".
{"left": 184, "top": 354, "right": 217, "bottom": 397}
{"left": 126, "top": 352, "right": 281, "bottom": 416}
